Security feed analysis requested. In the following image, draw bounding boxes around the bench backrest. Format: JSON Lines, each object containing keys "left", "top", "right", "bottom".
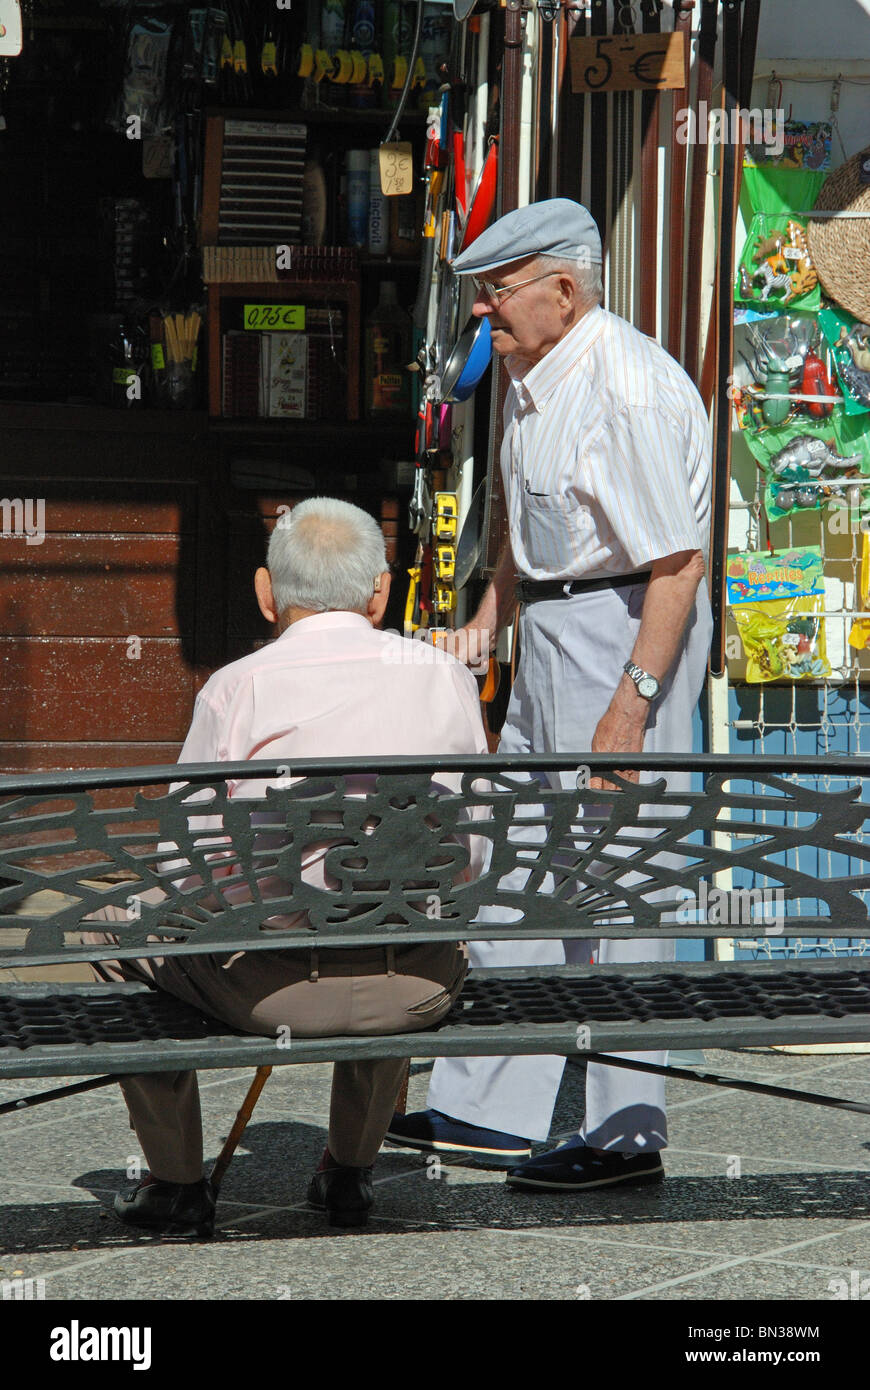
{"left": 1, "top": 753, "right": 869, "bottom": 968}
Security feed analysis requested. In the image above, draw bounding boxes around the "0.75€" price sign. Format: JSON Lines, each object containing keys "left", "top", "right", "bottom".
{"left": 243, "top": 304, "right": 306, "bottom": 331}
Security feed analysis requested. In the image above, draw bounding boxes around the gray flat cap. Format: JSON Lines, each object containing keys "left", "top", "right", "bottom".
{"left": 452, "top": 198, "right": 602, "bottom": 275}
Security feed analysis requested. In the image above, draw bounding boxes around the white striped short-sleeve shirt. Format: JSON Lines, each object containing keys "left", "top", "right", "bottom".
{"left": 501, "top": 305, "right": 712, "bottom": 581}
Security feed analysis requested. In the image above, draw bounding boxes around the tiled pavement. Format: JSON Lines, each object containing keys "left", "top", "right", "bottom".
{"left": 2, "top": 1048, "right": 869, "bottom": 1301}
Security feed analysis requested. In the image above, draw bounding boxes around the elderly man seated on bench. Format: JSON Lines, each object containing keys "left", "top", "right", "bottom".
{"left": 85, "top": 497, "right": 489, "bottom": 1235}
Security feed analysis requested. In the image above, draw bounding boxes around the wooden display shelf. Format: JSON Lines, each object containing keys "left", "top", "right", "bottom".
{"left": 207, "top": 278, "right": 361, "bottom": 421}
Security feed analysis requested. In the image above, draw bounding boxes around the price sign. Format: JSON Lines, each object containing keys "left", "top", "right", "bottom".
{"left": 378, "top": 142, "right": 414, "bottom": 197}
{"left": 243, "top": 304, "right": 306, "bottom": 331}
{"left": 570, "top": 32, "right": 688, "bottom": 94}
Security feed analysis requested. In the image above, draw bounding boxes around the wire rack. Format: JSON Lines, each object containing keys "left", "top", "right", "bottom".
{"left": 724, "top": 359, "right": 870, "bottom": 964}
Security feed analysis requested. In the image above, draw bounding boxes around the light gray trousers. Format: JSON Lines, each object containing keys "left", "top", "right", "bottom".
{"left": 428, "top": 578, "right": 712, "bottom": 1148}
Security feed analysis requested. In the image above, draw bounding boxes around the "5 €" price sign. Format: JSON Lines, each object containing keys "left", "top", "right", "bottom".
{"left": 569, "top": 31, "right": 688, "bottom": 94}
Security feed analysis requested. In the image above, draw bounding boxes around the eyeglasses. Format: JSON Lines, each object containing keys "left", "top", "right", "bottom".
{"left": 471, "top": 269, "right": 562, "bottom": 302}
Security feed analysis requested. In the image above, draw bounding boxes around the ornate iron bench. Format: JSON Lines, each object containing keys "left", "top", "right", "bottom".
{"left": 3, "top": 753, "right": 870, "bottom": 1149}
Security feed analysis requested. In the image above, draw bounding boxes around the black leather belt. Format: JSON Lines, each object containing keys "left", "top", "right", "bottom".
{"left": 516, "top": 572, "right": 651, "bottom": 605}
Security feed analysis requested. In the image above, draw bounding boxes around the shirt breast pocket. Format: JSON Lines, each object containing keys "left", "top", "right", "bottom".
{"left": 521, "top": 491, "right": 589, "bottom": 568}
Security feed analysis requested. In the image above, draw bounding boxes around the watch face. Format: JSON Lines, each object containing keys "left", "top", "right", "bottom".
{"left": 638, "top": 676, "right": 659, "bottom": 699}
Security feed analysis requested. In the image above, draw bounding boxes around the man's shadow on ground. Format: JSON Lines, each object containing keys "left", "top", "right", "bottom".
{"left": 6, "top": 1061, "right": 869, "bottom": 1252}
{"left": 1, "top": 1119, "right": 866, "bottom": 1254}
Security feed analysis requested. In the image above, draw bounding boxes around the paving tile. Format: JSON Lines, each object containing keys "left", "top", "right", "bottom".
{"left": 37, "top": 1222, "right": 709, "bottom": 1302}
{"left": 3, "top": 1051, "right": 870, "bottom": 1300}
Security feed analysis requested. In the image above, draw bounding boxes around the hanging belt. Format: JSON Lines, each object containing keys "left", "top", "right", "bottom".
{"left": 516, "top": 571, "right": 651, "bottom": 605}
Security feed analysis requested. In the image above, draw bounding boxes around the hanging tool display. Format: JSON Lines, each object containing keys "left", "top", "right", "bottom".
{"left": 432, "top": 490, "right": 459, "bottom": 615}
{"left": 406, "top": 79, "right": 447, "bottom": 632}
{"left": 404, "top": 17, "right": 497, "bottom": 640}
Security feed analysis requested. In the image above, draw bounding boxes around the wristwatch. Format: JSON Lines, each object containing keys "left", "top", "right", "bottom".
{"left": 623, "top": 661, "right": 661, "bottom": 701}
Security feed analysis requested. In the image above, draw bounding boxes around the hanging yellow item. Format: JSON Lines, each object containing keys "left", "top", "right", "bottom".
{"left": 849, "top": 531, "right": 870, "bottom": 651}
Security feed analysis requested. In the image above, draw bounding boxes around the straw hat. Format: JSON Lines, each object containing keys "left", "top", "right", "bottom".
{"left": 807, "top": 145, "right": 870, "bottom": 323}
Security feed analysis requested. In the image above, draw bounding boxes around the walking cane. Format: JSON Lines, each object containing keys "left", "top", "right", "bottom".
{"left": 211, "top": 1065, "right": 273, "bottom": 1193}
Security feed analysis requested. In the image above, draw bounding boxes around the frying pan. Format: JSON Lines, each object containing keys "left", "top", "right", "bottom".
{"left": 453, "top": 0, "right": 498, "bottom": 23}
{"left": 454, "top": 478, "right": 486, "bottom": 589}
{"left": 458, "top": 138, "right": 498, "bottom": 251}
{"left": 439, "top": 315, "right": 491, "bottom": 403}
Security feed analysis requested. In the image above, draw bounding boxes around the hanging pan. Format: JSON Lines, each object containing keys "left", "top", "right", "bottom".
{"left": 454, "top": 478, "right": 487, "bottom": 590}
{"left": 458, "top": 138, "right": 498, "bottom": 252}
{"left": 438, "top": 315, "right": 492, "bottom": 403}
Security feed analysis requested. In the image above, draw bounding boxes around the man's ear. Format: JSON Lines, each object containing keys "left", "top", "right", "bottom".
{"left": 367, "top": 571, "right": 392, "bottom": 626}
{"left": 557, "top": 274, "right": 576, "bottom": 309}
{"left": 255, "top": 567, "right": 279, "bottom": 625}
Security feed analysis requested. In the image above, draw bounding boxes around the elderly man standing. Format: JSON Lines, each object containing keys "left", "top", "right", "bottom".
{"left": 87, "top": 497, "right": 488, "bottom": 1233}
{"left": 387, "top": 199, "right": 712, "bottom": 1191}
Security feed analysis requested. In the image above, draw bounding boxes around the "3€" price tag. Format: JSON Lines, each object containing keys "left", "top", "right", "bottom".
{"left": 378, "top": 142, "right": 414, "bottom": 197}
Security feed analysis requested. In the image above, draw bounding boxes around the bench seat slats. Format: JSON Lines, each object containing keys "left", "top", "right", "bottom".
{"left": 3, "top": 963, "right": 870, "bottom": 1078}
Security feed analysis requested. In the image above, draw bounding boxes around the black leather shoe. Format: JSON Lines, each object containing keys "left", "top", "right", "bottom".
{"left": 113, "top": 1175, "right": 216, "bottom": 1237}
{"left": 307, "top": 1153, "right": 374, "bottom": 1228}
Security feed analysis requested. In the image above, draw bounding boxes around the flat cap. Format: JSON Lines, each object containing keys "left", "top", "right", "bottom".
{"left": 452, "top": 198, "right": 602, "bottom": 275}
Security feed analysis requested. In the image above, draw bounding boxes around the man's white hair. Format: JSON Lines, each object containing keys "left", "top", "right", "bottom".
{"left": 268, "top": 496, "right": 386, "bottom": 616}
{"left": 535, "top": 254, "right": 603, "bottom": 307}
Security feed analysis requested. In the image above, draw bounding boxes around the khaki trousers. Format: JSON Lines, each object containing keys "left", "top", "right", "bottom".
{"left": 85, "top": 909, "right": 467, "bottom": 1183}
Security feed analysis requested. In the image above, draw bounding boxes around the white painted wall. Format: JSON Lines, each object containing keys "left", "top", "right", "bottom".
{"left": 756, "top": 0, "right": 870, "bottom": 62}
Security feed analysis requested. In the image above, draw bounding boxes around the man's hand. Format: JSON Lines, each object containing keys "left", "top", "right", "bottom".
{"left": 426, "top": 624, "right": 493, "bottom": 673}
{"left": 589, "top": 696, "right": 647, "bottom": 791}
{"left": 589, "top": 548, "right": 705, "bottom": 792}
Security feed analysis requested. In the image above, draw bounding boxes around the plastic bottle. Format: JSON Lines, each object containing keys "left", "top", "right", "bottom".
{"left": 365, "top": 280, "right": 411, "bottom": 417}
{"left": 419, "top": 2, "right": 452, "bottom": 109}
{"left": 383, "top": 0, "right": 412, "bottom": 108}
{"left": 368, "top": 149, "right": 388, "bottom": 255}
{"left": 348, "top": 0, "right": 377, "bottom": 108}
{"left": 346, "top": 149, "right": 369, "bottom": 247}
{"left": 321, "top": 0, "right": 347, "bottom": 104}
{"left": 321, "top": 0, "right": 346, "bottom": 51}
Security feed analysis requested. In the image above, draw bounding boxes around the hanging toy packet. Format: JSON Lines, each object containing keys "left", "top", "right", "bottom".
{"left": 727, "top": 547, "right": 831, "bottom": 683}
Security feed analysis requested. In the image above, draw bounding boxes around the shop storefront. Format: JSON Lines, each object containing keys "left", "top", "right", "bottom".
{"left": 1, "top": 0, "right": 869, "bottom": 838}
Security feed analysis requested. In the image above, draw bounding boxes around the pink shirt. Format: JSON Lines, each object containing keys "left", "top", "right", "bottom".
{"left": 179, "top": 612, "right": 489, "bottom": 773}
{"left": 169, "top": 613, "right": 490, "bottom": 920}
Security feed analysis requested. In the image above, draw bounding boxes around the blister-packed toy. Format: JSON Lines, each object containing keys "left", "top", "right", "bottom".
{"left": 735, "top": 215, "right": 820, "bottom": 314}
{"left": 727, "top": 548, "right": 831, "bottom": 683}
{"left": 819, "top": 306, "right": 870, "bottom": 414}
{"left": 732, "top": 315, "right": 870, "bottom": 521}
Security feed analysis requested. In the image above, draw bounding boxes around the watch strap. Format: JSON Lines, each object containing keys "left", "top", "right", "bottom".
{"left": 623, "top": 660, "right": 660, "bottom": 698}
